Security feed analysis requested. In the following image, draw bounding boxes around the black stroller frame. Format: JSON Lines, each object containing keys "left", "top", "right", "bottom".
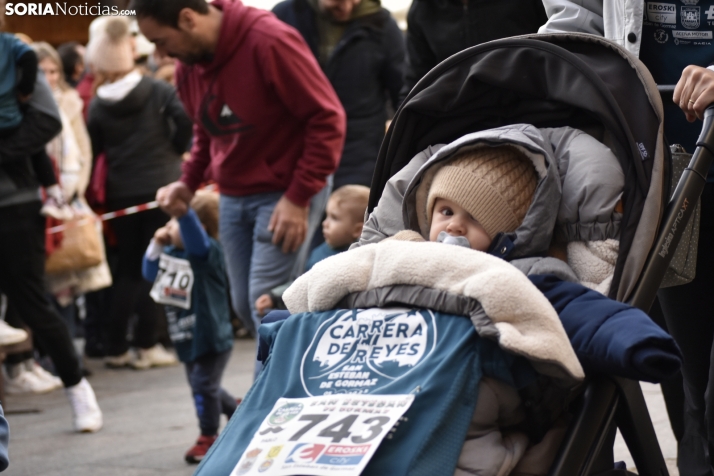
{"left": 370, "top": 33, "right": 714, "bottom": 476}
{"left": 550, "top": 105, "right": 714, "bottom": 476}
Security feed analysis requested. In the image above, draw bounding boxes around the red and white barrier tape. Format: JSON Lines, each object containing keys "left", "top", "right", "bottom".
{"left": 46, "top": 201, "right": 160, "bottom": 234}
{"left": 45, "top": 184, "right": 217, "bottom": 235}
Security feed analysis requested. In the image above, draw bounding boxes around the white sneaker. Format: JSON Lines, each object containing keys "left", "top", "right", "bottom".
{"left": 24, "top": 360, "right": 62, "bottom": 391}
{"left": 3, "top": 365, "right": 58, "bottom": 394}
{"left": 66, "top": 378, "right": 102, "bottom": 433}
{"left": 0, "top": 321, "right": 28, "bottom": 346}
{"left": 131, "top": 344, "right": 178, "bottom": 370}
{"left": 105, "top": 350, "right": 135, "bottom": 368}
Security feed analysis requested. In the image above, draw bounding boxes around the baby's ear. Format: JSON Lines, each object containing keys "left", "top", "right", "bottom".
{"left": 352, "top": 221, "right": 364, "bottom": 240}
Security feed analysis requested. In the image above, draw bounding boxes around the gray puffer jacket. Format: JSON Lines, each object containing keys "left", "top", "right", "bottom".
{"left": 354, "top": 123, "right": 623, "bottom": 275}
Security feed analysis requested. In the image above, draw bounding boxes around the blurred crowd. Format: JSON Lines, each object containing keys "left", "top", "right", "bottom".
{"left": 0, "top": 0, "right": 714, "bottom": 473}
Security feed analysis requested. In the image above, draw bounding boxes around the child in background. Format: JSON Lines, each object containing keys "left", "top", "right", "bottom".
{"left": 0, "top": 30, "right": 72, "bottom": 220}
{"left": 142, "top": 190, "right": 238, "bottom": 464}
{"left": 255, "top": 185, "right": 370, "bottom": 315}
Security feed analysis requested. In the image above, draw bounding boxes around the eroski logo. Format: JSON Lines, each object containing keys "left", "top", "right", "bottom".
{"left": 285, "top": 443, "right": 325, "bottom": 464}
{"left": 300, "top": 308, "right": 437, "bottom": 395}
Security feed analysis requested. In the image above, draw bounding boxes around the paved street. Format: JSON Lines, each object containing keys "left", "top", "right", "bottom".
{"left": 3, "top": 338, "right": 680, "bottom": 476}
{"left": 3, "top": 339, "right": 256, "bottom": 476}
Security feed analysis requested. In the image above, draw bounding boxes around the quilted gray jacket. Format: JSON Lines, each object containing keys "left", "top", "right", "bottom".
{"left": 353, "top": 123, "right": 624, "bottom": 275}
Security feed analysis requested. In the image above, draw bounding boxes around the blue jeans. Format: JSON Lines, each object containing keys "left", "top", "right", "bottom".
{"left": 219, "top": 183, "right": 331, "bottom": 339}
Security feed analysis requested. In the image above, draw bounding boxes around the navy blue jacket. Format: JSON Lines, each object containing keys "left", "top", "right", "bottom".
{"left": 482, "top": 233, "right": 681, "bottom": 383}
{"left": 529, "top": 274, "right": 681, "bottom": 383}
{"left": 272, "top": 0, "right": 405, "bottom": 189}
{"left": 143, "top": 210, "right": 233, "bottom": 362}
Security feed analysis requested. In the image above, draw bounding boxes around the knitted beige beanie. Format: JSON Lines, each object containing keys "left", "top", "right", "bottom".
{"left": 87, "top": 16, "right": 134, "bottom": 73}
{"left": 427, "top": 146, "right": 538, "bottom": 239}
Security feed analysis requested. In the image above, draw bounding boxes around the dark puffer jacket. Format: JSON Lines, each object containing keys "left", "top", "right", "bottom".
{"left": 0, "top": 73, "right": 61, "bottom": 209}
{"left": 87, "top": 76, "right": 192, "bottom": 201}
{"left": 401, "top": 0, "right": 547, "bottom": 100}
{"left": 273, "top": 0, "right": 405, "bottom": 189}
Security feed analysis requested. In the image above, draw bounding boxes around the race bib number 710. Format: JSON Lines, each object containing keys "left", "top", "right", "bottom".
{"left": 231, "top": 394, "right": 413, "bottom": 476}
{"left": 149, "top": 254, "right": 194, "bottom": 310}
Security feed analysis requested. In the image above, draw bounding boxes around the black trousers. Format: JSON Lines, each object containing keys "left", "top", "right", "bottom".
{"left": 659, "top": 182, "right": 714, "bottom": 476}
{"left": 105, "top": 195, "right": 168, "bottom": 356}
{"left": 184, "top": 350, "right": 237, "bottom": 436}
{"left": 0, "top": 201, "right": 82, "bottom": 387}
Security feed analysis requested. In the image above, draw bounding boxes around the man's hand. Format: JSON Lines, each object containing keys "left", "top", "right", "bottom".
{"left": 156, "top": 181, "right": 193, "bottom": 218}
{"left": 255, "top": 294, "right": 274, "bottom": 317}
{"left": 268, "top": 195, "right": 309, "bottom": 253}
{"left": 674, "top": 66, "right": 714, "bottom": 122}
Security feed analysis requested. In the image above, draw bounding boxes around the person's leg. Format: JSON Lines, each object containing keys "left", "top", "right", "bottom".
{"left": 105, "top": 275, "right": 143, "bottom": 357}
{"left": 249, "top": 194, "right": 303, "bottom": 333}
{"left": 52, "top": 295, "right": 76, "bottom": 339}
{"left": 186, "top": 350, "right": 233, "bottom": 436}
{"left": 105, "top": 198, "right": 165, "bottom": 357}
{"left": 83, "top": 288, "right": 108, "bottom": 357}
{"left": 219, "top": 194, "right": 256, "bottom": 337}
{"left": 247, "top": 193, "right": 303, "bottom": 377}
{"left": 0, "top": 203, "right": 83, "bottom": 387}
{"left": 132, "top": 208, "right": 170, "bottom": 350}
{"left": 105, "top": 203, "right": 143, "bottom": 356}
{"left": 706, "top": 337, "right": 714, "bottom": 474}
{"left": 659, "top": 286, "right": 713, "bottom": 476}
{"left": 132, "top": 282, "right": 159, "bottom": 349}
{"left": 658, "top": 183, "right": 714, "bottom": 475}
{"left": 291, "top": 177, "right": 333, "bottom": 279}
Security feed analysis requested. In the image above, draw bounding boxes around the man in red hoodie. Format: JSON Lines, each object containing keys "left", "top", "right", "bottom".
{"left": 134, "top": 0, "right": 346, "bottom": 344}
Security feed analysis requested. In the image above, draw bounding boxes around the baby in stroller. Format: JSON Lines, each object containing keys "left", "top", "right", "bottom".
{"left": 194, "top": 123, "right": 682, "bottom": 476}
{"left": 353, "top": 123, "right": 681, "bottom": 475}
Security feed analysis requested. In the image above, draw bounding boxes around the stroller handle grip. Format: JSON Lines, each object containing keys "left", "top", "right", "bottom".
{"left": 628, "top": 103, "right": 714, "bottom": 311}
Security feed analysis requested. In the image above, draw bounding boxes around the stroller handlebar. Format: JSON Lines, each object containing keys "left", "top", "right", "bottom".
{"left": 628, "top": 102, "right": 714, "bottom": 311}
{"left": 656, "top": 85, "right": 676, "bottom": 94}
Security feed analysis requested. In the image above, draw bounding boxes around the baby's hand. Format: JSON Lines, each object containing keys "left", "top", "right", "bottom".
{"left": 154, "top": 226, "right": 172, "bottom": 246}
{"left": 255, "top": 294, "right": 274, "bottom": 317}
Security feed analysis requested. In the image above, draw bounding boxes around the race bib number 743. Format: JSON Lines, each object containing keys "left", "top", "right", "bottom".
{"left": 149, "top": 254, "right": 194, "bottom": 310}
{"left": 231, "top": 394, "right": 413, "bottom": 476}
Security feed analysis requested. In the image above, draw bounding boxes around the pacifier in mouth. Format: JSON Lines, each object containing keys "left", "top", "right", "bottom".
{"left": 436, "top": 231, "right": 471, "bottom": 249}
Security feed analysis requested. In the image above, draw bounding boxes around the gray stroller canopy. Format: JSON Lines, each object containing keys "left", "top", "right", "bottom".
{"left": 373, "top": 33, "right": 667, "bottom": 303}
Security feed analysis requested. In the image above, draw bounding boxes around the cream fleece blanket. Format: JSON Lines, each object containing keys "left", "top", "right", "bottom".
{"left": 567, "top": 240, "right": 620, "bottom": 295}
{"left": 284, "top": 239, "right": 584, "bottom": 383}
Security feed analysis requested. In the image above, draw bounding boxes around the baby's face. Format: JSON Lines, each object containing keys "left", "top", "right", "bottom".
{"left": 429, "top": 198, "right": 492, "bottom": 252}
{"left": 322, "top": 198, "right": 362, "bottom": 249}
